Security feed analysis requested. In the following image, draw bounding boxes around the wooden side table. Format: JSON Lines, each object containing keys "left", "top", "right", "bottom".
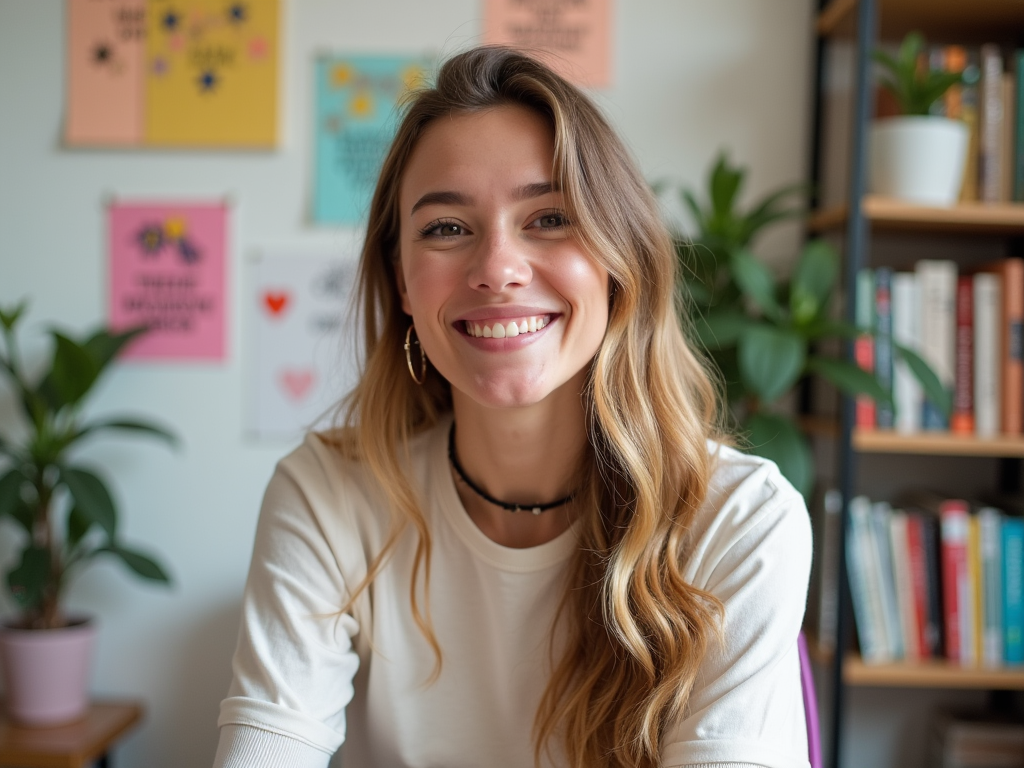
{"left": 0, "top": 700, "right": 143, "bottom": 768}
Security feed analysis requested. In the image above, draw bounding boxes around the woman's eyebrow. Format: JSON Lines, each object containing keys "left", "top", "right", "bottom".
{"left": 410, "top": 182, "right": 559, "bottom": 215}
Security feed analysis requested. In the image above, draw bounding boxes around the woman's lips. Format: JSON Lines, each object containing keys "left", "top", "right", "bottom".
{"left": 463, "top": 314, "right": 551, "bottom": 338}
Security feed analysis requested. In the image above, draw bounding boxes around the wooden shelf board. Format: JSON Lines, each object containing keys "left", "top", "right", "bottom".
{"left": 844, "top": 654, "right": 1024, "bottom": 689}
{"left": 809, "top": 196, "right": 1024, "bottom": 235}
{"left": 817, "top": 0, "right": 1024, "bottom": 42}
{"left": 853, "top": 429, "right": 1024, "bottom": 457}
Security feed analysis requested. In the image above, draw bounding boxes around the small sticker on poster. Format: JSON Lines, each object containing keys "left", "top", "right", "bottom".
{"left": 246, "top": 252, "right": 361, "bottom": 440}
{"left": 108, "top": 200, "right": 229, "bottom": 361}
{"left": 483, "top": 0, "right": 612, "bottom": 88}
{"left": 314, "top": 54, "right": 431, "bottom": 225}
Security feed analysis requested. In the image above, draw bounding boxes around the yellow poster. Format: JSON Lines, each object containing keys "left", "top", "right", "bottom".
{"left": 144, "top": 0, "right": 279, "bottom": 147}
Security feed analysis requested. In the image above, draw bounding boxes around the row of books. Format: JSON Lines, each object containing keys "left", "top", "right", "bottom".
{"left": 846, "top": 492, "right": 1023, "bottom": 666}
{"left": 888, "top": 44, "right": 1024, "bottom": 203}
{"left": 854, "top": 258, "right": 1024, "bottom": 437}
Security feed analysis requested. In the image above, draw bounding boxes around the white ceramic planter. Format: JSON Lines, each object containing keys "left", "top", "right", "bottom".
{"left": 869, "top": 116, "right": 970, "bottom": 205}
{"left": 0, "top": 617, "right": 96, "bottom": 725}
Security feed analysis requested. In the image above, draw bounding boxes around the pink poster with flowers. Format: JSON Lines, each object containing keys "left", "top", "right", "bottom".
{"left": 108, "top": 201, "right": 228, "bottom": 360}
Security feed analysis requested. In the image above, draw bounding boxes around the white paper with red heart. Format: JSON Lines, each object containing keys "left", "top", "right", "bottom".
{"left": 246, "top": 252, "right": 359, "bottom": 440}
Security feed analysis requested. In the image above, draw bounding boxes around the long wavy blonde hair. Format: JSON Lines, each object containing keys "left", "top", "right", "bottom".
{"left": 336, "top": 45, "right": 724, "bottom": 768}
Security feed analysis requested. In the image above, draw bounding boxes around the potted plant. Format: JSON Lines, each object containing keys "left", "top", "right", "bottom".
{"left": 870, "top": 31, "right": 971, "bottom": 205}
{"left": 0, "top": 300, "right": 175, "bottom": 725}
{"left": 671, "top": 153, "right": 950, "bottom": 495}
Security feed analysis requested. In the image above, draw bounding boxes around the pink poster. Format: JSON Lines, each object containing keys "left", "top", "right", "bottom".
{"left": 66, "top": 0, "right": 146, "bottom": 145}
{"left": 483, "top": 0, "right": 613, "bottom": 88}
{"left": 108, "top": 201, "right": 228, "bottom": 360}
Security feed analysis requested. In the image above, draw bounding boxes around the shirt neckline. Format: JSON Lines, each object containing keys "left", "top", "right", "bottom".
{"left": 427, "top": 415, "right": 581, "bottom": 573}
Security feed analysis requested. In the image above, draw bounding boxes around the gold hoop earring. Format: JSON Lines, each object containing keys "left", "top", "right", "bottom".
{"left": 404, "top": 324, "right": 427, "bottom": 385}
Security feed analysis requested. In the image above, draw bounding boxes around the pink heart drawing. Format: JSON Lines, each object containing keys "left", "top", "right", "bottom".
{"left": 279, "top": 368, "right": 315, "bottom": 402}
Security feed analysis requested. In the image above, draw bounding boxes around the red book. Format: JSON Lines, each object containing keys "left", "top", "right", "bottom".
{"left": 940, "top": 500, "right": 970, "bottom": 662}
{"left": 906, "top": 514, "right": 931, "bottom": 658}
{"left": 952, "top": 276, "right": 975, "bottom": 434}
{"left": 855, "top": 335, "right": 876, "bottom": 428}
{"left": 982, "top": 259, "right": 1024, "bottom": 435}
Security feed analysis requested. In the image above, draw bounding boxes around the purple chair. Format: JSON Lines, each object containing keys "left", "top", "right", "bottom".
{"left": 798, "top": 632, "right": 823, "bottom": 768}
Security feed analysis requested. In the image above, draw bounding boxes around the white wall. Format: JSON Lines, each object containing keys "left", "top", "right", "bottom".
{"left": 0, "top": 2, "right": 814, "bottom": 765}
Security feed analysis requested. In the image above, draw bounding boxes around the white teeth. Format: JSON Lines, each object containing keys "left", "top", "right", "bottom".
{"left": 467, "top": 315, "right": 550, "bottom": 338}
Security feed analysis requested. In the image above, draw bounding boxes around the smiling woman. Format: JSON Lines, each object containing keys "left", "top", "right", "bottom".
{"left": 212, "top": 46, "right": 813, "bottom": 768}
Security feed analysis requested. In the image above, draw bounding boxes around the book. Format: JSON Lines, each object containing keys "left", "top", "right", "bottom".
{"left": 1015, "top": 50, "right": 1024, "bottom": 201}
{"left": 874, "top": 269, "right": 895, "bottom": 429}
{"left": 1003, "top": 516, "right": 1024, "bottom": 664}
{"left": 906, "top": 512, "right": 932, "bottom": 658}
{"left": 889, "top": 510, "right": 920, "bottom": 660}
{"left": 982, "top": 258, "right": 1024, "bottom": 435}
{"left": 1001, "top": 72, "right": 1016, "bottom": 202}
{"left": 807, "top": 488, "right": 842, "bottom": 654}
{"left": 979, "top": 44, "right": 1005, "bottom": 203}
{"left": 917, "top": 260, "right": 957, "bottom": 430}
{"left": 855, "top": 269, "right": 876, "bottom": 429}
{"left": 892, "top": 272, "right": 922, "bottom": 434}
{"left": 967, "top": 514, "right": 982, "bottom": 665}
{"left": 952, "top": 275, "right": 974, "bottom": 434}
{"left": 921, "top": 510, "right": 946, "bottom": 658}
{"left": 847, "top": 495, "right": 890, "bottom": 663}
{"left": 940, "top": 499, "right": 971, "bottom": 663}
{"left": 973, "top": 272, "right": 1002, "bottom": 438}
{"left": 948, "top": 46, "right": 981, "bottom": 202}
{"left": 978, "top": 507, "right": 1003, "bottom": 667}
{"left": 870, "top": 501, "right": 903, "bottom": 659}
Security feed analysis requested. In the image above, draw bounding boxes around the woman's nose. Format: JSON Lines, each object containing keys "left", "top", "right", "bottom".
{"left": 467, "top": 229, "right": 532, "bottom": 293}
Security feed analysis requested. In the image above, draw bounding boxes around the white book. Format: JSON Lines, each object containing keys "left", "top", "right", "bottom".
{"left": 973, "top": 273, "right": 1002, "bottom": 437}
{"left": 892, "top": 272, "right": 922, "bottom": 433}
{"left": 847, "top": 496, "right": 891, "bottom": 663}
{"left": 917, "top": 260, "right": 958, "bottom": 430}
{"left": 979, "top": 507, "right": 1004, "bottom": 667}
{"left": 870, "top": 501, "right": 904, "bottom": 660}
{"left": 889, "top": 510, "right": 921, "bottom": 660}
{"left": 980, "top": 44, "right": 1004, "bottom": 203}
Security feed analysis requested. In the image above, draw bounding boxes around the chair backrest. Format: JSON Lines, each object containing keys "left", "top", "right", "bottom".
{"left": 797, "top": 632, "right": 822, "bottom": 768}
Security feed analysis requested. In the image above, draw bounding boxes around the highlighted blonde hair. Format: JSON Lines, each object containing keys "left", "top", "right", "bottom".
{"left": 337, "top": 46, "right": 724, "bottom": 768}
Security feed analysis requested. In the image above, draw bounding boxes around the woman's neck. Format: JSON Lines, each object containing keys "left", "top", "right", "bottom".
{"left": 449, "top": 387, "right": 588, "bottom": 549}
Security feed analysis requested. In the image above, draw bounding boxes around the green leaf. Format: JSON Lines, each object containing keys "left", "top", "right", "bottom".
{"left": 0, "top": 468, "right": 32, "bottom": 533}
{"left": 100, "top": 544, "right": 171, "bottom": 583}
{"left": 743, "top": 413, "right": 813, "bottom": 497}
{"left": 67, "top": 506, "right": 93, "bottom": 548}
{"left": 806, "top": 356, "right": 893, "bottom": 405}
{"left": 731, "top": 249, "right": 782, "bottom": 320}
{"left": 8, "top": 545, "right": 49, "bottom": 609}
{"left": 737, "top": 325, "right": 806, "bottom": 404}
{"left": 73, "top": 418, "right": 179, "bottom": 448}
{"left": 790, "top": 240, "right": 839, "bottom": 325}
{"left": 693, "top": 308, "right": 748, "bottom": 350}
{"left": 709, "top": 153, "right": 744, "bottom": 220}
{"left": 894, "top": 343, "right": 953, "bottom": 418}
{"left": 83, "top": 326, "right": 147, "bottom": 372}
{"left": 38, "top": 332, "right": 100, "bottom": 411}
{"left": 60, "top": 466, "right": 117, "bottom": 537}
{"left": 681, "top": 189, "right": 707, "bottom": 233}
{"left": 0, "top": 300, "right": 28, "bottom": 331}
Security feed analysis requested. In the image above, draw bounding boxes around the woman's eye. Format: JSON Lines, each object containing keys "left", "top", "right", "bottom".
{"left": 420, "top": 221, "right": 465, "bottom": 238}
{"left": 532, "top": 213, "right": 567, "bottom": 230}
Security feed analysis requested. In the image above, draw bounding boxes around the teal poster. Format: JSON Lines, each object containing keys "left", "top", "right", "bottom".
{"left": 314, "top": 55, "right": 430, "bottom": 225}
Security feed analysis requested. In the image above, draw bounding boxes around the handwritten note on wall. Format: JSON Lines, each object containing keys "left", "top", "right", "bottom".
{"left": 108, "top": 201, "right": 228, "bottom": 360}
{"left": 483, "top": 0, "right": 613, "bottom": 88}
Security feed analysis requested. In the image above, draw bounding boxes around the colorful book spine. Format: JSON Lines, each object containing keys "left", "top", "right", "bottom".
{"left": 917, "top": 260, "right": 957, "bottom": 430}
{"left": 973, "top": 272, "right": 1002, "bottom": 438}
{"left": 978, "top": 507, "right": 1003, "bottom": 667}
{"left": 871, "top": 501, "right": 902, "bottom": 659}
{"left": 952, "top": 275, "right": 975, "bottom": 434}
{"left": 1001, "top": 72, "right": 1016, "bottom": 202}
{"left": 906, "top": 513, "right": 932, "bottom": 658}
{"left": 1004, "top": 517, "right": 1024, "bottom": 664}
{"left": 892, "top": 272, "right": 922, "bottom": 434}
{"left": 855, "top": 269, "right": 876, "bottom": 429}
{"left": 1015, "top": 50, "right": 1024, "bottom": 201}
{"left": 980, "top": 44, "right": 1005, "bottom": 203}
{"left": 984, "top": 259, "right": 1024, "bottom": 435}
{"left": 848, "top": 496, "right": 889, "bottom": 663}
{"left": 921, "top": 511, "right": 945, "bottom": 658}
{"left": 875, "top": 268, "right": 895, "bottom": 429}
{"left": 948, "top": 46, "right": 980, "bottom": 202}
{"left": 890, "top": 510, "right": 920, "bottom": 660}
{"left": 940, "top": 499, "right": 970, "bottom": 663}
{"left": 968, "top": 514, "right": 982, "bottom": 665}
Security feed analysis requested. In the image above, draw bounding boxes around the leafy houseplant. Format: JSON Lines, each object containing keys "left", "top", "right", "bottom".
{"left": 674, "top": 154, "right": 950, "bottom": 496}
{"left": 869, "top": 31, "right": 972, "bottom": 204}
{"left": 0, "top": 301, "right": 175, "bottom": 632}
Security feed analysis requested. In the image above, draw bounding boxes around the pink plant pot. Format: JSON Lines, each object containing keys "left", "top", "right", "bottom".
{"left": 0, "top": 617, "right": 96, "bottom": 726}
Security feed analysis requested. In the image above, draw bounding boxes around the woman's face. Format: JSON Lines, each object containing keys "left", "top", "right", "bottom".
{"left": 395, "top": 104, "right": 610, "bottom": 411}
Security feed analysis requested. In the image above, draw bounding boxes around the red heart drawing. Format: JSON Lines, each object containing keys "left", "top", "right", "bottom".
{"left": 263, "top": 290, "right": 290, "bottom": 317}
{"left": 279, "top": 368, "right": 315, "bottom": 402}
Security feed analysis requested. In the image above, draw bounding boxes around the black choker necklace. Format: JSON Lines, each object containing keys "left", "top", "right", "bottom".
{"left": 447, "top": 425, "right": 574, "bottom": 515}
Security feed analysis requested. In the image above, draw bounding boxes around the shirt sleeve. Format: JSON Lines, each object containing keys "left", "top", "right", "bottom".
{"left": 214, "top": 447, "right": 363, "bottom": 766}
{"left": 661, "top": 459, "right": 813, "bottom": 768}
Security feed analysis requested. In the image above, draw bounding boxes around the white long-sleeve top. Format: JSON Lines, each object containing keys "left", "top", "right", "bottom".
{"left": 214, "top": 415, "right": 813, "bottom": 768}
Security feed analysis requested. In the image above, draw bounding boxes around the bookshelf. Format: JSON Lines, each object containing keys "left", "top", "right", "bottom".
{"left": 809, "top": 1, "right": 1024, "bottom": 766}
